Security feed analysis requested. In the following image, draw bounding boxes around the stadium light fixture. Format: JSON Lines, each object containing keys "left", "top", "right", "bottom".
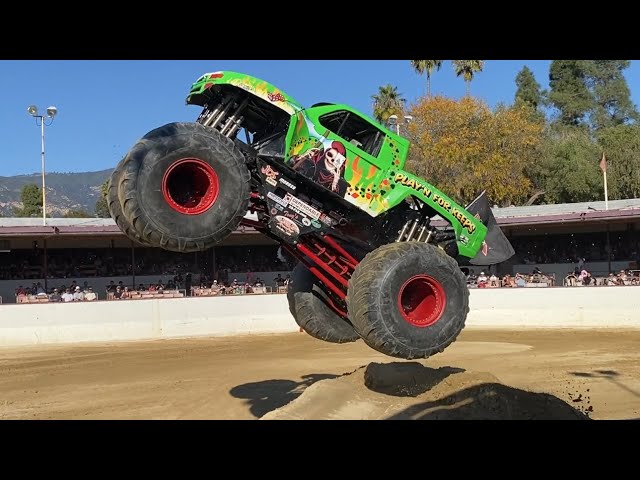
{"left": 27, "top": 104, "right": 58, "bottom": 226}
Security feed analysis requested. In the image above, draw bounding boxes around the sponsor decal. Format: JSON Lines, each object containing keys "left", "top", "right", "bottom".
{"left": 459, "top": 235, "right": 469, "bottom": 245}
{"left": 394, "top": 173, "right": 432, "bottom": 197}
{"left": 278, "top": 177, "right": 296, "bottom": 191}
{"left": 481, "top": 241, "right": 489, "bottom": 256}
{"left": 274, "top": 215, "right": 300, "bottom": 237}
{"left": 270, "top": 208, "right": 278, "bottom": 215}
{"left": 267, "top": 191, "right": 289, "bottom": 208}
{"left": 311, "top": 220, "right": 322, "bottom": 229}
{"left": 301, "top": 217, "right": 311, "bottom": 227}
{"left": 283, "top": 211, "right": 301, "bottom": 224}
{"left": 451, "top": 207, "right": 477, "bottom": 234}
{"left": 262, "top": 165, "right": 279, "bottom": 187}
{"left": 283, "top": 194, "right": 321, "bottom": 220}
{"left": 319, "top": 213, "right": 337, "bottom": 227}
{"left": 392, "top": 173, "right": 478, "bottom": 235}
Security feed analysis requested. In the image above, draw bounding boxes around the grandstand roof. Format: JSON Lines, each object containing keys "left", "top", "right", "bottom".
{"left": 1, "top": 199, "right": 639, "bottom": 236}
{"left": 487, "top": 198, "right": 640, "bottom": 226}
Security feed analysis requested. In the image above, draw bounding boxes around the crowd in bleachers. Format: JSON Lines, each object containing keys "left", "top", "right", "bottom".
{"left": 14, "top": 272, "right": 293, "bottom": 304}
{"left": 463, "top": 267, "right": 640, "bottom": 289}
{"left": 6, "top": 230, "right": 640, "bottom": 304}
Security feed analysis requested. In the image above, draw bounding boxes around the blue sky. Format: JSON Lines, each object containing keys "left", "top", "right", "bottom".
{"left": 2, "top": 60, "right": 640, "bottom": 177}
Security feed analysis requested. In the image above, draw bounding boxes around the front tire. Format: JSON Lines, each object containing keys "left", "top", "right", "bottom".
{"left": 107, "top": 159, "right": 150, "bottom": 246}
{"left": 118, "top": 122, "right": 250, "bottom": 253}
{"left": 346, "top": 242, "right": 469, "bottom": 360}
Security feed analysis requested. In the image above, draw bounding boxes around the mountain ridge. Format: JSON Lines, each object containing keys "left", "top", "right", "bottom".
{"left": 0, "top": 168, "right": 114, "bottom": 216}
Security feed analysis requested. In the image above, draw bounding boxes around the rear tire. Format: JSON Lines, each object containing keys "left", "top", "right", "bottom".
{"left": 287, "top": 263, "right": 360, "bottom": 344}
{"left": 118, "top": 122, "right": 250, "bottom": 253}
{"left": 346, "top": 242, "right": 469, "bottom": 360}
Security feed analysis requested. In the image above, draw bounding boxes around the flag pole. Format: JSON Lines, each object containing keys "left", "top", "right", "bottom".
{"left": 604, "top": 169, "right": 609, "bottom": 211}
{"left": 600, "top": 152, "right": 609, "bottom": 210}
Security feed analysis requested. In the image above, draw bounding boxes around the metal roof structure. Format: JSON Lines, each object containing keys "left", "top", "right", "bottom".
{"left": 1, "top": 199, "right": 639, "bottom": 237}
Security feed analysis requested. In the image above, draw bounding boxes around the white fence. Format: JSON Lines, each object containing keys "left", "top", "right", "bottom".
{"left": 0, "top": 287, "right": 639, "bottom": 348}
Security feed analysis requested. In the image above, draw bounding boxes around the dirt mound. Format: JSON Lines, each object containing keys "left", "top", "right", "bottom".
{"left": 261, "top": 362, "right": 590, "bottom": 420}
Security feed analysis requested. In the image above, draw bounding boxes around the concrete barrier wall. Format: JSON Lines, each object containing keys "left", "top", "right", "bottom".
{"left": 465, "top": 286, "right": 640, "bottom": 328}
{"left": 0, "top": 287, "right": 639, "bottom": 347}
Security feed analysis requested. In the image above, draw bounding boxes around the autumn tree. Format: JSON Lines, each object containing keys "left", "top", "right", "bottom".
{"left": 14, "top": 184, "right": 43, "bottom": 217}
{"left": 405, "top": 96, "right": 543, "bottom": 207}
{"left": 410, "top": 60, "right": 443, "bottom": 97}
{"left": 452, "top": 60, "right": 485, "bottom": 96}
{"left": 597, "top": 125, "right": 640, "bottom": 199}
{"left": 95, "top": 179, "right": 111, "bottom": 218}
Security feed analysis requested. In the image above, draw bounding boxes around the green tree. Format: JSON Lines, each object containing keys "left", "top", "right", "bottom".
{"left": 597, "top": 125, "right": 640, "bottom": 199}
{"left": 583, "top": 60, "right": 638, "bottom": 130}
{"left": 452, "top": 60, "right": 485, "bottom": 96}
{"left": 538, "top": 127, "right": 602, "bottom": 203}
{"left": 95, "top": 179, "right": 111, "bottom": 218}
{"left": 410, "top": 60, "right": 443, "bottom": 97}
{"left": 548, "top": 60, "right": 594, "bottom": 127}
{"left": 64, "top": 209, "right": 93, "bottom": 218}
{"left": 14, "top": 184, "right": 43, "bottom": 217}
{"left": 371, "top": 84, "right": 405, "bottom": 125}
{"left": 515, "top": 66, "right": 545, "bottom": 111}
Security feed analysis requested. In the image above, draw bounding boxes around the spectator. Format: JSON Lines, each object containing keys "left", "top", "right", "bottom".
{"left": 73, "top": 286, "right": 85, "bottom": 301}
{"left": 137, "top": 283, "right": 147, "bottom": 291}
{"left": 114, "top": 286, "right": 123, "bottom": 299}
{"left": 49, "top": 288, "right": 62, "bottom": 302}
{"left": 84, "top": 287, "right": 97, "bottom": 301}
{"left": 185, "top": 272, "right": 192, "bottom": 297}
{"left": 121, "top": 287, "right": 132, "bottom": 299}
{"left": 62, "top": 288, "right": 74, "bottom": 302}
{"left": 477, "top": 272, "right": 488, "bottom": 288}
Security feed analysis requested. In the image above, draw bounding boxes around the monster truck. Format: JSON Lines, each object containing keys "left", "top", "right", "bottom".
{"left": 108, "top": 70, "right": 515, "bottom": 360}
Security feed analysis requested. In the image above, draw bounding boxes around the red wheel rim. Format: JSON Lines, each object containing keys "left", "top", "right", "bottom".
{"left": 397, "top": 275, "right": 446, "bottom": 327}
{"left": 161, "top": 158, "right": 219, "bottom": 215}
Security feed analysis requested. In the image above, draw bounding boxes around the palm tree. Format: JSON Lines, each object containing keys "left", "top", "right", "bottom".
{"left": 452, "top": 60, "right": 485, "bottom": 96}
{"left": 410, "top": 60, "right": 442, "bottom": 97}
{"left": 371, "top": 84, "right": 406, "bottom": 126}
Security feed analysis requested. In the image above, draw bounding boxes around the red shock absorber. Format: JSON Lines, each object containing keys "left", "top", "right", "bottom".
{"left": 292, "top": 235, "right": 359, "bottom": 300}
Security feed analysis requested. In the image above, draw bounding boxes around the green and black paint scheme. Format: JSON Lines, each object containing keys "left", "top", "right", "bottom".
{"left": 186, "top": 70, "right": 513, "bottom": 267}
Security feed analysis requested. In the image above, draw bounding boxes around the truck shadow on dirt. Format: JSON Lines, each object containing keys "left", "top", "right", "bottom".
{"left": 366, "top": 362, "right": 592, "bottom": 420}
{"left": 229, "top": 374, "right": 338, "bottom": 418}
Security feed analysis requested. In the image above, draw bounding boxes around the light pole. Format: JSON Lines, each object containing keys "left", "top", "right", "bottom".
{"left": 27, "top": 105, "right": 58, "bottom": 226}
{"left": 388, "top": 114, "right": 413, "bottom": 136}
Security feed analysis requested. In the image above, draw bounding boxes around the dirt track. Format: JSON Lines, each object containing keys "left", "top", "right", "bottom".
{"left": 0, "top": 328, "right": 639, "bottom": 420}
